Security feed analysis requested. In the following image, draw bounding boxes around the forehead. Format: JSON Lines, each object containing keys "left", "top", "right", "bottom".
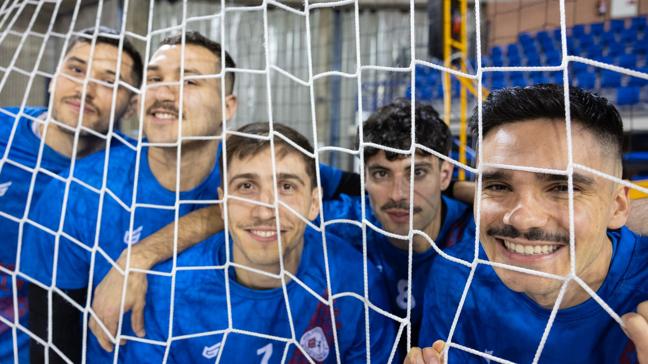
{"left": 227, "top": 146, "right": 310, "bottom": 179}
{"left": 366, "top": 150, "right": 439, "bottom": 169}
{"left": 481, "top": 118, "right": 608, "bottom": 171}
{"left": 64, "top": 42, "right": 134, "bottom": 72}
{"left": 148, "top": 44, "right": 218, "bottom": 74}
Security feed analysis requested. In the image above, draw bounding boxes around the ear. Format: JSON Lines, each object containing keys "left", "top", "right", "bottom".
{"left": 608, "top": 184, "right": 630, "bottom": 229}
{"left": 439, "top": 159, "right": 454, "bottom": 191}
{"left": 224, "top": 94, "right": 238, "bottom": 121}
{"left": 307, "top": 187, "right": 321, "bottom": 221}
{"left": 217, "top": 186, "right": 225, "bottom": 217}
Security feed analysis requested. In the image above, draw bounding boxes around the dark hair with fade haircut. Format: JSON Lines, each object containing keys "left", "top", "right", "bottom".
{"left": 65, "top": 26, "right": 144, "bottom": 87}
{"left": 160, "top": 31, "right": 236, "bottom": 95}
{"left": 472, "top": 84, "right": 624, "bottom": 160}
{"left": 221, "top": 122, "right": 317, "bottom": 189}
{"left": 358, "top": 97, "right": 452, "bottom": 163}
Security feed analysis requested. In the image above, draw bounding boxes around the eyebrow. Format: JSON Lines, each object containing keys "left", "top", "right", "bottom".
{"left": 145, "top": 66, "right": 205, "bottom": 75}
{"left": 229, "top": 173, "right": 259, "bottom": 183}
{"left": 277, "top": 173, "right": 306, "bottom": 187}
{"left": 481, "top": 169, "right": 595, "bottom": 185}
{"left": 66, "top": 56, "right": 87, "bottom": 65}
{"left": 367, "top": 161, "right": 434, "bottom": 171}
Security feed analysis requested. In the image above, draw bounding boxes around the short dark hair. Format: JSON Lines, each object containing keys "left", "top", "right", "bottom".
{"left": 65, "top": 26, "right": 144, "bottom": 87}
{"left": 160, "top": 31, "right": 236, "bottom": 95}
{"left": 472, "top": 84, "right": 624, "bottom": 160}
{"left": 359, "top": 97, "right": 452, "bottom": 163}
{"left": 222, "top": 122, "right": 316, "bottom": 189}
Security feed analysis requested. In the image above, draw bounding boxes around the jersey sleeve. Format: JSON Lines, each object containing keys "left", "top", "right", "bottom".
{"left": 21, "top": 176, "right": 97, "bottom": 289}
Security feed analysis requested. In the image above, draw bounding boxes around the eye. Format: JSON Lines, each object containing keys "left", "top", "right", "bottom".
{"left": 147, "top": 76, "right": 161, "bottom": 83}
{"left": 279, "top": 182, "right": 296, "bottom": 193}
{"left": 184, "top": 79, "right": 198, "bottom": 86}
{"left": 67, "top": 65, "right": 84, "bottom": 75}
{"left": 236, "top": 182, "right": 255, "bottom": 193}
{"left": 549, "top": 183, "right": 574, "bottom": 193}
{"left": 104, "top": 79, "right": 116, "bottom": 86}
{"left": 414, "top": 168, "right": 428, "bottom": 178}
{"left": 484, "top": 183, "right": 510, "bottom": 192}
{"left": 371, "top": 170, "right": 389, "bottom": 180}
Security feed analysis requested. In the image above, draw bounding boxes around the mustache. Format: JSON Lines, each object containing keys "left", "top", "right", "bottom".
{"left": 62, "top": 96, "right": 98, "bottom": 113}
{"left": 241, "top": 218, "right": 282, "bottom": 230}
{"left": 380, "top": 200, "right": 422, "bottom": 214}
{"left": 146, "top": 100, "right": 179, "bottom": 116}
{"left": 487, "top": 225, "right": 569, "bottom": 244}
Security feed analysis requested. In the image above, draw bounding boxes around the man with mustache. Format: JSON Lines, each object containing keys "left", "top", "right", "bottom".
{"left": 322, "top": 98, "right": 474, "bottom": 350}
{"left": 408, "top": 85, "right": 648, "bottom": 363}
{"left": 97, "top": 122, "right": 397, "bottom": 363}
{"left": 20, "top": 31, "right": 236, "bottom": 362}
{"left": 0, "top": 26, "right": 143, "bottom": 362}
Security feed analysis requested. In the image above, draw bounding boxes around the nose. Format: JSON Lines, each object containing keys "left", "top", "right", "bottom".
{"left": 251, "top": 187, "right": 276, "bottom": 220}
{"left": 149, "top": 81, "right": 178, "bottom": 103}
{"left": 388, "top": 174, "right": 410, "bottom": 203}
{"left": 502, "top": 192, "right": 549, "bottom": 231}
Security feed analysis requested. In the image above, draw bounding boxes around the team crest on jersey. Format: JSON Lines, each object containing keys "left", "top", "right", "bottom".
{"left": 299, "top": 326, "right": 329, "bottom": 362}
{"left": 202, "top": 342, "right": 221, "bottom": 359}
{"left": 0, "top": 181, "right": 12, "bottom": 197}
{"left": 123, "top": 225, "right": 144, "bottom": 245}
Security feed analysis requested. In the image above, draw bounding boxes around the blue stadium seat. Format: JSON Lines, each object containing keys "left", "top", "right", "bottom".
{"left": 545, "top": 50, "right": 561, "bottom": 65}
{"left": 600, "top": 70, "right": 622, "bottom": 88}
{"left": 590, "top": 22, "right": 604, "bottom": 35}
{"left": 522, "top": 43, "right": 539, "bottom": 57}
{"left": 549, "top": 72, "right": 563, "bottom": 84}
{"left": 607, "top": 43, "right": 626, "bottom": 57}
{"left": 507, "top": 43, "right": 520, "bottom": 57}
{"left": 552, "top": 28, "right": 563, "bottom": 42}
{"left": 526, "top": 54, "right": 541, "bottom": 66}
{"left": 578, "top": 34, "right": 594, "bottom": 49}
{"left": 610, "top": 19, "right": 625, "bottom": 33}
{"left": 618, "top": 54, "right": 637, "bottom": 69}
{"left": 491, "top": 55, "right": 504, "bottom": 67}
{"left": 616, "top": 86, "right": 640, "bottom": 106}
{"left": 599, "top": 32, "right": 616, "bottom": 46}
{"left": 530, "top": 72, "right": 550, "bottom": 85}
{"left": 571, "top": 62, "right": 589, "bottom": 75}
{"left": 572, "top": 24, "right": 586, "bottom": 38}
{"left": 491, "top": 46, "right": 503, "bottom": 58}
{"left": 518, "top": 32, "right": 533, "bottom": 44}
{"left": 489, "top": 73, "right": 506, "bottom": 90}
{"left": 596, "top": 55, "right": 614, "bottom": 65}
{"left": 631, "top": 17, "right": 647, "bottom": 32}
{"left": 628, "top": 67, "right": 648, "bottom": 87}
{"left": 584, "top": 46, "right": 603, "bottom": 59}
{"left": 509, "top": 73, "right": 526, "bottom": 87}
{"left": 576, "top": 72, "right": 596, "bottom": 89}
{"left": 620, "top": 28, "right": 637, "bottom": 43}
{"left": 634, "top": 41, "right": 648, "bottom": 55}
{"left": 481, "top": 56, "right": 491, "bottom": 67}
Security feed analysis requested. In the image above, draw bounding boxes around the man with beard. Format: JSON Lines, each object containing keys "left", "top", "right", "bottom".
{"left": 0, "top": 26, "right": 143, "bottom": 362}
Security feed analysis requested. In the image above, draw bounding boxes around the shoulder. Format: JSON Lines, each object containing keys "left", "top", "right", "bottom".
{"left": 617, "top": 227, "right": 648, "bottom": 289}
{"left": 0, "top": 106, "right": 45, "bottom": 140}
{"left": 73, "top": 144, "right": 136, "bottom": 187}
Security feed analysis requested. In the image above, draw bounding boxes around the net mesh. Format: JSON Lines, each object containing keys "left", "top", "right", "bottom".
{"left": 0, "top": 0, "right": 647, "bottom": 363}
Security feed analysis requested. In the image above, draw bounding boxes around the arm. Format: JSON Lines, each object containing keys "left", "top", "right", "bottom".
{"left": 89, "top": 204, "right": 223, "bottom": 351}
{"left": 626, "top": 198, "right": 648, "bottom": 235}
{"left": 443, "top": 181, "right": 475, "bottom": 205}
{"left": 621, "top": 301, "right": 648, "bottom": 363}
{"left": 29, "top": 284, "right": 86, "bottom": 363}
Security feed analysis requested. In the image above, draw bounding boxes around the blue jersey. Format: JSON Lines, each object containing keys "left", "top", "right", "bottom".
{"left": 419, "top": 227, "right": 648, "bottom": 364}
{"left": 323, "top": 194, "right": 473, "bottom": 329}
{"left": 0, "top": 106, "right": 70, "bottom": 363}
{"left": 20, "top": 144, "right": 222, "bottom": 291}
{"left": 88, "top": 228, "right": 397, "bottom": 363}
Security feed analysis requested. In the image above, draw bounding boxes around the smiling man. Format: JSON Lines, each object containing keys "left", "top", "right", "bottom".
{"left": 106, "top": 122, "right": 396, "bottom": 363}
{"left": 411, "top": 85, "right": 648, "bottom": 363}
{"left": 20, "top": 31, "right": 235, "bottom": 362}
{"left": 0, "top": 26, "right": 143, "bottom": 363}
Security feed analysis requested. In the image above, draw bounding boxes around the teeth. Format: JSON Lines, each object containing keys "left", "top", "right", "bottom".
{"left": 154, "top": 112, "right": 176, "bottom": 120}
{"left": 251, "top": 230, "right": 277, "bottom": 238}
{"left": 503, "top": 240, "right": 560, "bottom": 256}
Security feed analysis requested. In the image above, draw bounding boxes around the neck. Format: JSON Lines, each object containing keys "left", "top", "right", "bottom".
{"left": 233, "top": 240, "right": 304, "bottom": 290}
{"left": 147, "top": 141, "right": 218, "bottom": 191}
{"left": 42, "top": 123, "right": 105, "bottom": 158}
{"left": 388, "top": 202, "right": 443, "bottom": 254}
{"left": 530, "top": 236, "right": 613, "bottom": 309}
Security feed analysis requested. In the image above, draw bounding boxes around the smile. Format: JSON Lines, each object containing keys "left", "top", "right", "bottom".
{"left": 501, "top": 239, "right": 563, "bottom": 256}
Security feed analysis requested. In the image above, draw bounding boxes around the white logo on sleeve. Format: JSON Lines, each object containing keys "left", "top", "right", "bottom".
{"left": 0, "top": 181, "right": 12, "bottom": 197}
{"left": 123, "top": 226, "right": 144, "bottom": 245}
{"left": 484, "top": 349, "right": 494, "bottom": 363}
{"left": 299, "top": 326, "right": 329, "bottom": 362}
{"left": 202, "top": 342, "right": 221, "bottom": 359}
